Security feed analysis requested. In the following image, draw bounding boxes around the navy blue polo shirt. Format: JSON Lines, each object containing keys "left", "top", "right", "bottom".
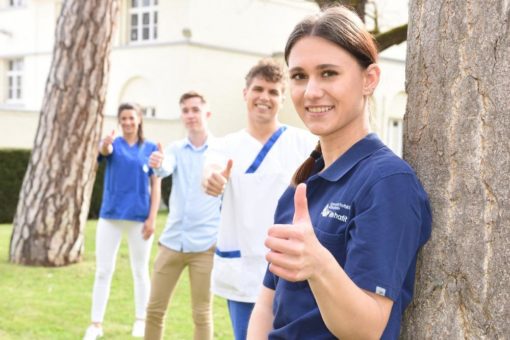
{"left": 99, "top": 137, "right": 157, "bottom": 222}
{"left": 263, "top": 133, "right": 431, "bottom": 339}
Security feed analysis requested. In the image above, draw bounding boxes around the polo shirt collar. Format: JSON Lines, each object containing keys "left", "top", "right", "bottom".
{"left": 313, "top": 133, "right": 385, "bottom": 182}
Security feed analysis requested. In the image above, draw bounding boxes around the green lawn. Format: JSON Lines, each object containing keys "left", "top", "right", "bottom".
{"left": 0, "top": 213, "right": 233, "bottom": 339}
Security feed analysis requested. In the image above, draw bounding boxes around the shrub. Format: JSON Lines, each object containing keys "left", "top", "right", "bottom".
{"left": 0, "top": 149, "right": 105, "bottom": 223}
{"left": 0, "top": 149, "right": 31, "bottom": 223}
{"left": 88, "top": 161, "right": 105, "bottom": 219}
{"left": 161, "top": 175, "right": 172, "bottom": 208}
{"left": 0, "top": 149, "right": 170, "bottom": 223}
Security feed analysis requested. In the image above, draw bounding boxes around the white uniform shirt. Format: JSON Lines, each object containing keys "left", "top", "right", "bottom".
{"left": 207, "top": 126, "right": 317, "bottom": 302}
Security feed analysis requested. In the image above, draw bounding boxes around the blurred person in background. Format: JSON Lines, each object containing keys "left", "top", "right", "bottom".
{"left": 84, "top": 102, "right": 160, "bottom": 340}
{"left": 145, "top": 91, "right": 221, "bottom": 340}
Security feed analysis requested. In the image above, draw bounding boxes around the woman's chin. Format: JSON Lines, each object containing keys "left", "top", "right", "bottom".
{"left": 303, "top": 122, "right": 327, "bottom": 137}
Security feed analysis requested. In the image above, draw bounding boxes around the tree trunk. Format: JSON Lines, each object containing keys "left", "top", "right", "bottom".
{"left": 9, "top": 0, "right": 119, "bottom": 266}
{"left": 402, "top": 0, "right": 510, "bottom": 338}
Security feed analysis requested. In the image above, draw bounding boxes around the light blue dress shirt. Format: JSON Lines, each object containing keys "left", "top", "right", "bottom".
{"left": 154, "top": 137, "right": 221, "bottom": 252}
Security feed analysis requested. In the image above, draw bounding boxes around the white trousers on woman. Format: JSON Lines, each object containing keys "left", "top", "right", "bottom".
{"left": 90, "top": 218, "right": 154, "bottom": 322}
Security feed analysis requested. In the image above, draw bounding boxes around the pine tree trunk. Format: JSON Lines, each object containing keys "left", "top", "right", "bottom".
{"left": 9, "top": 0, "right": 119, "bottom": 266}
{"left": 402, "top": 0, "right": 510, "bottom": 338}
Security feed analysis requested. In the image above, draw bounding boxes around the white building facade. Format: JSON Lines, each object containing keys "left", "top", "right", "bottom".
{"left": 0, "top": 0, "right": 407, "bottom": 155}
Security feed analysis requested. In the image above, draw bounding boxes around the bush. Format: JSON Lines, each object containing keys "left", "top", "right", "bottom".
{"left": 88, "top": 161, "right": 106, "bottom": 219}
{"left": 0, "top": 149, "right": 170, "bottom": 223}
{"left": 0, "top": 149, "right": 106, "bottom": 223}
{"left": 161, "top": 175, "right": 172, "bottom": 208}
{"left": 0, "top": 149, "right": 31, "bottom": 223}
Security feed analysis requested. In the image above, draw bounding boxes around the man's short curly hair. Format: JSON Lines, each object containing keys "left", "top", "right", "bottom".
{"left": 244, "top": 58, "right": 286, "bottom": 91}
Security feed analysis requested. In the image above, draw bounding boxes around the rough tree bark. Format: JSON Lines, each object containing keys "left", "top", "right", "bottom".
{"left": 9, "top": 0, "right": 119, "bottom": 266}
{"left": 402, "top": 0, "right": 510, "bottom": 338}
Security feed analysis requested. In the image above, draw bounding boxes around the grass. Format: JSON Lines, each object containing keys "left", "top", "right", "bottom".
{"left": 0, "top": 213, "right": 233, "bottom": 339}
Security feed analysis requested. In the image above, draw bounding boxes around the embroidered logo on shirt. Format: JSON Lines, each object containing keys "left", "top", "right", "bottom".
{"left": 321, "top": 202, "right": 349, "bottom": 222}
{"left": 375, "top": 286, "right": 386, "bottom": 296}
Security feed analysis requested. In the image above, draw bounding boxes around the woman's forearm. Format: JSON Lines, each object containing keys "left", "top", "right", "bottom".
{"left": 247, "top": 287, "right": 275, "bottom": 340}
{"left": 308, "top": 249, "right": 393, "bottom": 339}
{"left": 148, "top": 175, "right": 161, "bottom": 220}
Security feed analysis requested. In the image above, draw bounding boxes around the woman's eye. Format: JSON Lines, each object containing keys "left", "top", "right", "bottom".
{"left": 290, "top": 73, "right": 306, "bottom": 80}
{"left": 322, "top": 70, "right": 338, "bottom": 78}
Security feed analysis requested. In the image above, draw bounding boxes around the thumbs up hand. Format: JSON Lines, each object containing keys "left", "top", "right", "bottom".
{"left": 103, "top": 129, "right": 115, "bottom": 147}
{"left": 203, "top": 159, "right": 233, "bottom": 197}
{"left": 99, "top": 129, "right": 115, "bottom": 155}
{"left": 149, "top": 142, "right": 164, "bottom": 169}
{"left": 265, "top": 183, "right": 326, "bottom": 282}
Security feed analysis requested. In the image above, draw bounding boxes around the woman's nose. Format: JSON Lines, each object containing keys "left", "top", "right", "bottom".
{"left": 304, "top": 78, "right": 323, "bottom": 99}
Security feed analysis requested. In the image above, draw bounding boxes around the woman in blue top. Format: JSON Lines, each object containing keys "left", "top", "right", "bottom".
{"left": 84, "top": 103, "right": 161, "bottom": 340}
{"left": 248, "top": 6, "right": 431, "bottom": 340}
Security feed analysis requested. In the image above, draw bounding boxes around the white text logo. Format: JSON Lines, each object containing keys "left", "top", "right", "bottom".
{"left": 321, "top": 202, "right": 349, "bottom": 222}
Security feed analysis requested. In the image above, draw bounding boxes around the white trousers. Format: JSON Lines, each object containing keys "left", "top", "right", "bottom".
{"left": 90, "top": 218, "right": 154, "bottom": 322}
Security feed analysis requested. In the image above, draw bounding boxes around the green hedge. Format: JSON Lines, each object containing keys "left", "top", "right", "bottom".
{"left": 88, "top": 161, "right": 106, "bottom": 220}
{"left": 161, "top": 175, "right": 172, "bottom": 208}
{"left": 0, "top": 149, "right": 107, "bottom": 223}
{"left": 0, "top": 149, "right": 170, "bottom": 224}
{"left": 0, "top": 150, "right": 32, "bottom": 223}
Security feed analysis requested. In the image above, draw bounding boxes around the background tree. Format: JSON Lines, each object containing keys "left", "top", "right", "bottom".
{"left": 402, "top": 0, "right": 509, "bottom": 338}
{"left": 315, "top": 0, "right": 407, "bottom": 51}
{"left": 9, "top": 0, "right": 119, "bottom": 266}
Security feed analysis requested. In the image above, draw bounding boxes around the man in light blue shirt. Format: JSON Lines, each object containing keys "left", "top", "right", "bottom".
{"left": 144, "top": 91, "right": 221, "bottom": 340}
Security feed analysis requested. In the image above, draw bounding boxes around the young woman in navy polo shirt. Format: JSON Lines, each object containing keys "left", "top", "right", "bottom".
{"left": 84, "top": 103, "right": 161, "bottom": 340}
{"left": 248, "top": 6, "right": 431, "bottom": 340}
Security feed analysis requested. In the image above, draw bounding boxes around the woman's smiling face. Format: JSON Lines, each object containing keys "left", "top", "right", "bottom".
{"left": 288, "top": 36, "right": 378, "bottom": 141}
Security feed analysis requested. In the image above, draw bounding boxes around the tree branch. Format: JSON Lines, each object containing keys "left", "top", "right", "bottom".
{"left": 313, "top": 0, "right": 407, "bottom": 51}
{"left": 374, "top": 23, "right": 407, "bottom": 51}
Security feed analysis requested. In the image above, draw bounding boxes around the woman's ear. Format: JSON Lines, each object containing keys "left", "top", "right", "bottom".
{"left": 363, "top": 63, "right": 381, "bottom": 96}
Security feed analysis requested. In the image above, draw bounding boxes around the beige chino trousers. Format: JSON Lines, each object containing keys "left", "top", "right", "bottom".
{"left": 145, "top": 244, "right": 215, "bottom": 340}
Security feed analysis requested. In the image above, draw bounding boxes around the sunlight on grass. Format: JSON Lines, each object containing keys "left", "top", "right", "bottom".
{"left": 0, "top": 213, "right": 233, "bottom": 339}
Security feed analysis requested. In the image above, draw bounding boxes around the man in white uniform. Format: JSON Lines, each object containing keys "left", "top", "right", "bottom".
{"left": 203, "top": 59, "right": 317, "bottom": 340}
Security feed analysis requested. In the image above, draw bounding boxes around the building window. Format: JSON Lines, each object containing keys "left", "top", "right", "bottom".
{"left": 129, "top": 0, "right": 158, "bottom": 43}
{"left": 6, "top": 59, "right": 23, "bottom": 103}
{"left": 9, "top": 0, "right": 26, "bottom": 7}
{"left": 143, "top": 106, "right": 156, "bottom": 117}
{"left": 387, "top": 118, "right": 403, "bottom": 157}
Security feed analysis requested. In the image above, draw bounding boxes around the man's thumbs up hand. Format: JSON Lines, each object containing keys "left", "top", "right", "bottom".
{"left": 203, "top": 159, "right": 234, "bottom": 197}
{"left": 149, "top": 142, "right": 164, "bottom": 169}
{"left": 265, "top": 184, "right": 325, "bottom": 282}
{"left": 221, "top": 159, "right": 233, "bottom": 179}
